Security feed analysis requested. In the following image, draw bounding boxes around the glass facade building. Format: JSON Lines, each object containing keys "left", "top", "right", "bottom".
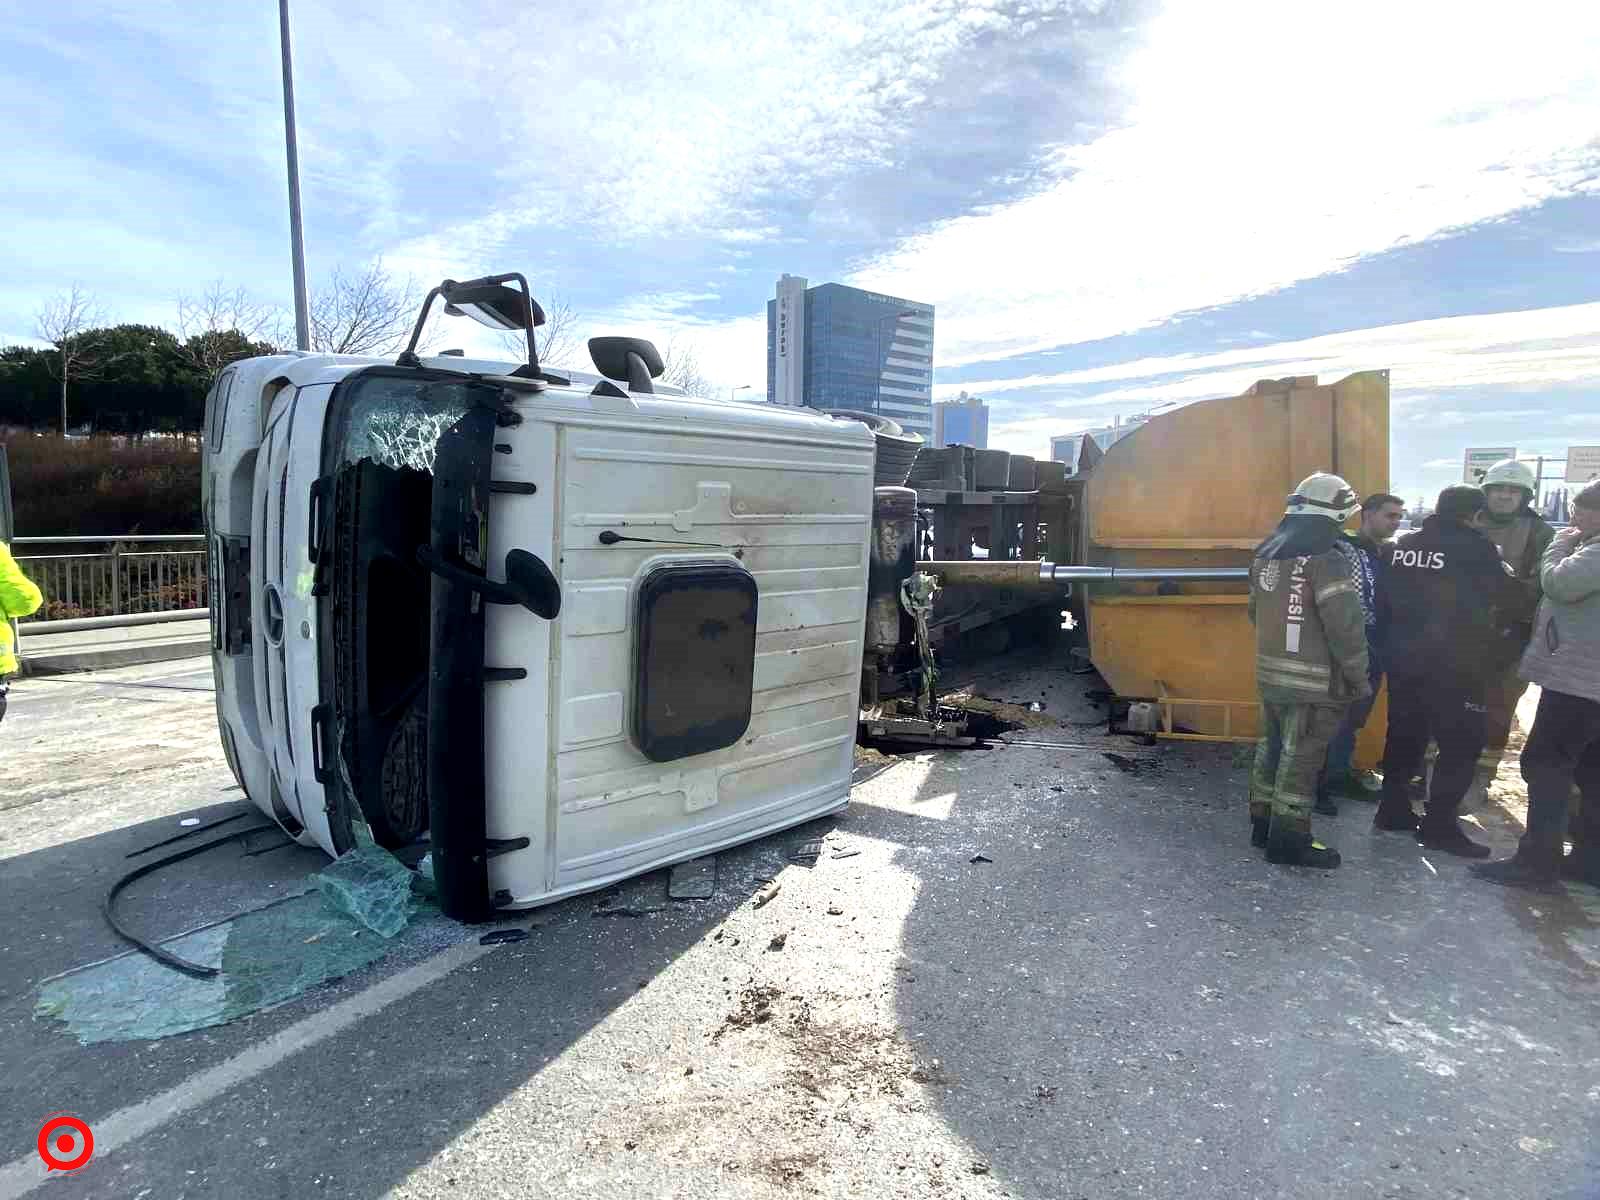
{"left": 767, "top": 276, "right": 935, "bottom": 440}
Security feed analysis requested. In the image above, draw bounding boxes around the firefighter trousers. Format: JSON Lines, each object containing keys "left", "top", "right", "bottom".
{"left": 1252, "top": 701, "right": 1344, "bottom": 837}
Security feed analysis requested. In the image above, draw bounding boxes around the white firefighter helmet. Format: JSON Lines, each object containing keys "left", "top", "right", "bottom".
{"left": 1284, "top": 472, "right": 1360, "bottom": 522}
{"left": 1481, "top": 458, "right": 1535, "bottom": 494}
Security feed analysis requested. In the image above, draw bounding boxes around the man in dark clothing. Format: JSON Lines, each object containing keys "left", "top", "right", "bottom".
{"left": 1373, "top": 485, "right": 1522, "bottom": 857}
{"left": 1317, "top": 492, "right": 1404, "bottom": 813}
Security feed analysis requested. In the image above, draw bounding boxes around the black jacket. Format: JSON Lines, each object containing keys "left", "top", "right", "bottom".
{"left": 1384, "top": 516, "right": 1521, "bottom": 683}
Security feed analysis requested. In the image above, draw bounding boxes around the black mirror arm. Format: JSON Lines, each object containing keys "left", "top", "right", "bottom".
{"left": 396, "top": 283, "right": 450, "bottom": 368}
{"left": 416, "top": 545, "right": 561, "bottom": 619}
{"left": 397, "top": 273, "right": 548, "bottom": 374}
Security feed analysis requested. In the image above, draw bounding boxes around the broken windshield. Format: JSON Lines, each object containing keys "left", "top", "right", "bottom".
{"left": 329, "top": 370, "right": 493, "bottom": 473}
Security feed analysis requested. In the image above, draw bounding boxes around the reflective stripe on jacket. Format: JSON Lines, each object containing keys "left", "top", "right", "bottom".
{"left": 1249, "top": 548, "right": 1370, "bottom": 705}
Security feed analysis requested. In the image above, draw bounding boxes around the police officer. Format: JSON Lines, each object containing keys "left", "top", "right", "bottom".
{"left": 1248, "top": 473, "right": 1370, "bottom": 869}
{"left": 1469, "top": 459, "right": 1555, "bottom": 807}
{"left": 1373, "top": 485, "right": 1522, "bottom": 856}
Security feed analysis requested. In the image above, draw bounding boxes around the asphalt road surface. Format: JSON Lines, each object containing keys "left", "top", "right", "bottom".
{"left": 1, "top": 652, "right": 1597, "bottom": 1200}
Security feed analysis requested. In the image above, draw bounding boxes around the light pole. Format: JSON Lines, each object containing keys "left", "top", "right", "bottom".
{"left": 730, "top": 384, "right": 753, "bottom": 403}
{"left": 279, "top": 0, "right": 311, "bottom": 351}
{"left": 874, "top": 309, "right": 917, "bottom": 418}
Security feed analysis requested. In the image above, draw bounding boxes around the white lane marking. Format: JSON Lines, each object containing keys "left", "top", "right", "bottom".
{"left": 0, "top": 933, "right": 496, "bottom": 1199}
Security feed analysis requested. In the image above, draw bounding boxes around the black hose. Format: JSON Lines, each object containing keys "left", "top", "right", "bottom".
{"left": 124, "top": 810, "right": 253, "bottom": 858}
{"left": 103, "top": 824, "right": 278, "bottom": 978}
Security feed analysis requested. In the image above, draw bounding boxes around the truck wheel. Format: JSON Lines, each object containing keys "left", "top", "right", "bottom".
{"left": 373, "top": 698, "right": 428, "bottom": 846}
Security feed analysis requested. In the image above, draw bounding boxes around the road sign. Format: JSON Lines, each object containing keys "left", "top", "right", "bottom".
{"left": 1566, "top": 446, "right": 1600, "bottom": 485}
{"left": 1463, "top": 447, "right": 1516, "bottom": 485}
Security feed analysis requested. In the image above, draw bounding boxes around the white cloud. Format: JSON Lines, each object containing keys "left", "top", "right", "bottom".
{"left": 936, "top": 301, "right": 1600, "bottom": 406}
{"left": 374, "top": 0, "right": 1105, "bottom": 267}
{"left": 845, "top": 0, "right": 1600, "bottom": 368}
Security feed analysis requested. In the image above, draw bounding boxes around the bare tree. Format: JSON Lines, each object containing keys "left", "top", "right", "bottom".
{"left": 176, "top": 281, "right": 285, "bottom": 372}
{"left": 308, "top": 262, "right": 420, "bottom": 356}
{"left": 498, "top": 292, "right": 579, "bottom": 369}
{"left": 35, "top": 284, "right": 105, "bottom": 434}
{"left": 659, "top": 335, "right": 714, "bottom": 397}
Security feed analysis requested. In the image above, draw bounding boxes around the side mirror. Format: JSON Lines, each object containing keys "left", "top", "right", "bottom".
{"left": 396, "top": 272, "right": 548, "bottom": 375}
{"left": 588, "top": 337, "right": 664, "bottom": 394}
{"left": 503, "top": 549, "right": 561, "bottom": 620}
{"left": 442, "top": 282, "right": 546, "bottom": 333}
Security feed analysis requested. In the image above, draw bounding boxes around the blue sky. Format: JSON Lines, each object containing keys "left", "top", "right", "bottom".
{"left": 3, "top": 0, "right": 1598, "bottom": 503}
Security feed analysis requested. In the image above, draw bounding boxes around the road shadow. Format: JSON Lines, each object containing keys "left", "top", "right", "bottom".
{"left": 875, "top": 673, "right": 1600, "bottom": 1199}
{"left": 1, "top": 776, "right": 850, "bottom": 1199}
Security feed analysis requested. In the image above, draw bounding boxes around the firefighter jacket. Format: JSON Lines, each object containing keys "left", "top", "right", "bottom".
{"left": 1481, "top": 509, "right": 1556, "bottom": 633}
{"left": 1249, "top": 547, "right": 1370, "bottom": 706}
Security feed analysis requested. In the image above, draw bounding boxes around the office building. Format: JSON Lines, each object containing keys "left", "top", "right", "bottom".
{"left": 766, "top": 274, "right": 935, "bottom": 440}
{"left": 932, "top": 392, "right": 988, "bottom": 449}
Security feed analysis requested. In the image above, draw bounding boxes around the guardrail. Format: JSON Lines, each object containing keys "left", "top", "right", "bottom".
{"left": 12, "top": 535, "right": 207, "bottom": 622}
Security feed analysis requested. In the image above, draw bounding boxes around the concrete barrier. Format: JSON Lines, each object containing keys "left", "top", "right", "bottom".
{"left": 18, "top": 612, "right": 210, "bottom": 675}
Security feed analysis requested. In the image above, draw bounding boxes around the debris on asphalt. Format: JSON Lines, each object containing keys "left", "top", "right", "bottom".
{"left": 942, "top": 689, "right": 1057, "bottom": 730}
{"left": 970, "top": 853, "right": 993, "bottom": 864}
{"left": 1102, "top": 751, "right": 1152, "bottom": 774}
{"left": 768, "top": 931, "right": 789, "bottom": 952}
{"left": 752, "top": 880, "right": 782, "bottom": 908}
{"left": 318, "top": 840, "right": 417, "bottom": 938}
{"left": 830, "top": 847, "right": 862, "bottom": 860}
{"left": 36, "top": 854, "right": 458, "bottom": 1045}
{"left": 790, "top": 839, "right": 825, "bottom": 865}
{"left": 668, "top": 856, "right": 718, "bottom": 900}
{"left": 594, "top": 903, "right": 664, "bottom": 918}
{"left": 714, "top": 984, "right": 783, "bottom": 1037}
{"left": 479, "top": 928, "right": 529, "bottom": 946}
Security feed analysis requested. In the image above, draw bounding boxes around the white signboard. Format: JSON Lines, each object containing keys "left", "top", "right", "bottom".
{"left": 1464, "top": 447, "right": 1516, "bottom": 485}
{"left": 774, "top": 274, "right": 807, "bottom": 407}
{"left": 1566, "top": 445, "right": 1600, "bottom": 485}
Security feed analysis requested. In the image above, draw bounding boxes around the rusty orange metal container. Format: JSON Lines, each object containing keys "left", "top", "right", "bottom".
{"left": 1080, "top": 371, "right": 1390, "bottom": 765}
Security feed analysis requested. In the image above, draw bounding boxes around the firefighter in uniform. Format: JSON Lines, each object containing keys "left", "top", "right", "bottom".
{"left": 1248, "top": 473, "right": 1370, "bottom": 869}
{"left": 1373, "top": 485, "right": 1522, "bottom": 856}
{"left": 1469, "top": 459, "right": 1555, "bottom": 807}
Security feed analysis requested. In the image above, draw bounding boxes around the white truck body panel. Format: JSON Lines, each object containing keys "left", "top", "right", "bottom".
{"left": 204, "top": 351, "right": 874, "bottom": 912}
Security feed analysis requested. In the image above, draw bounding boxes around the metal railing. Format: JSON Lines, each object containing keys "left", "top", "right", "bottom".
{"left": 12, "top": 535, "right": 207, "bottom": 622}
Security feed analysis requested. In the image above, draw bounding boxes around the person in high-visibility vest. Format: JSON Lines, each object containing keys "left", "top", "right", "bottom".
{"left": 0, "top": 539, "right": 44, "bottom": 724}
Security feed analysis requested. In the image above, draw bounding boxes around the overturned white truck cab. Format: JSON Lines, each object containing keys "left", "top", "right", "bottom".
{"left": 203, "top": 274, "right": 875, "bottom": 921}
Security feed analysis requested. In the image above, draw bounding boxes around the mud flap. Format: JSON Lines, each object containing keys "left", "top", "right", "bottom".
{"left": 425, "top": 405, "right": 497, "bottom": 923}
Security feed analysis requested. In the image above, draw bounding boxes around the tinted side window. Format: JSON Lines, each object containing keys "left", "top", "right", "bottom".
{"left": 634, "top": 563, "right": 758, "bottom": 762}
{"left": 207, "top": 370, "right": 236, "bottom": 449}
